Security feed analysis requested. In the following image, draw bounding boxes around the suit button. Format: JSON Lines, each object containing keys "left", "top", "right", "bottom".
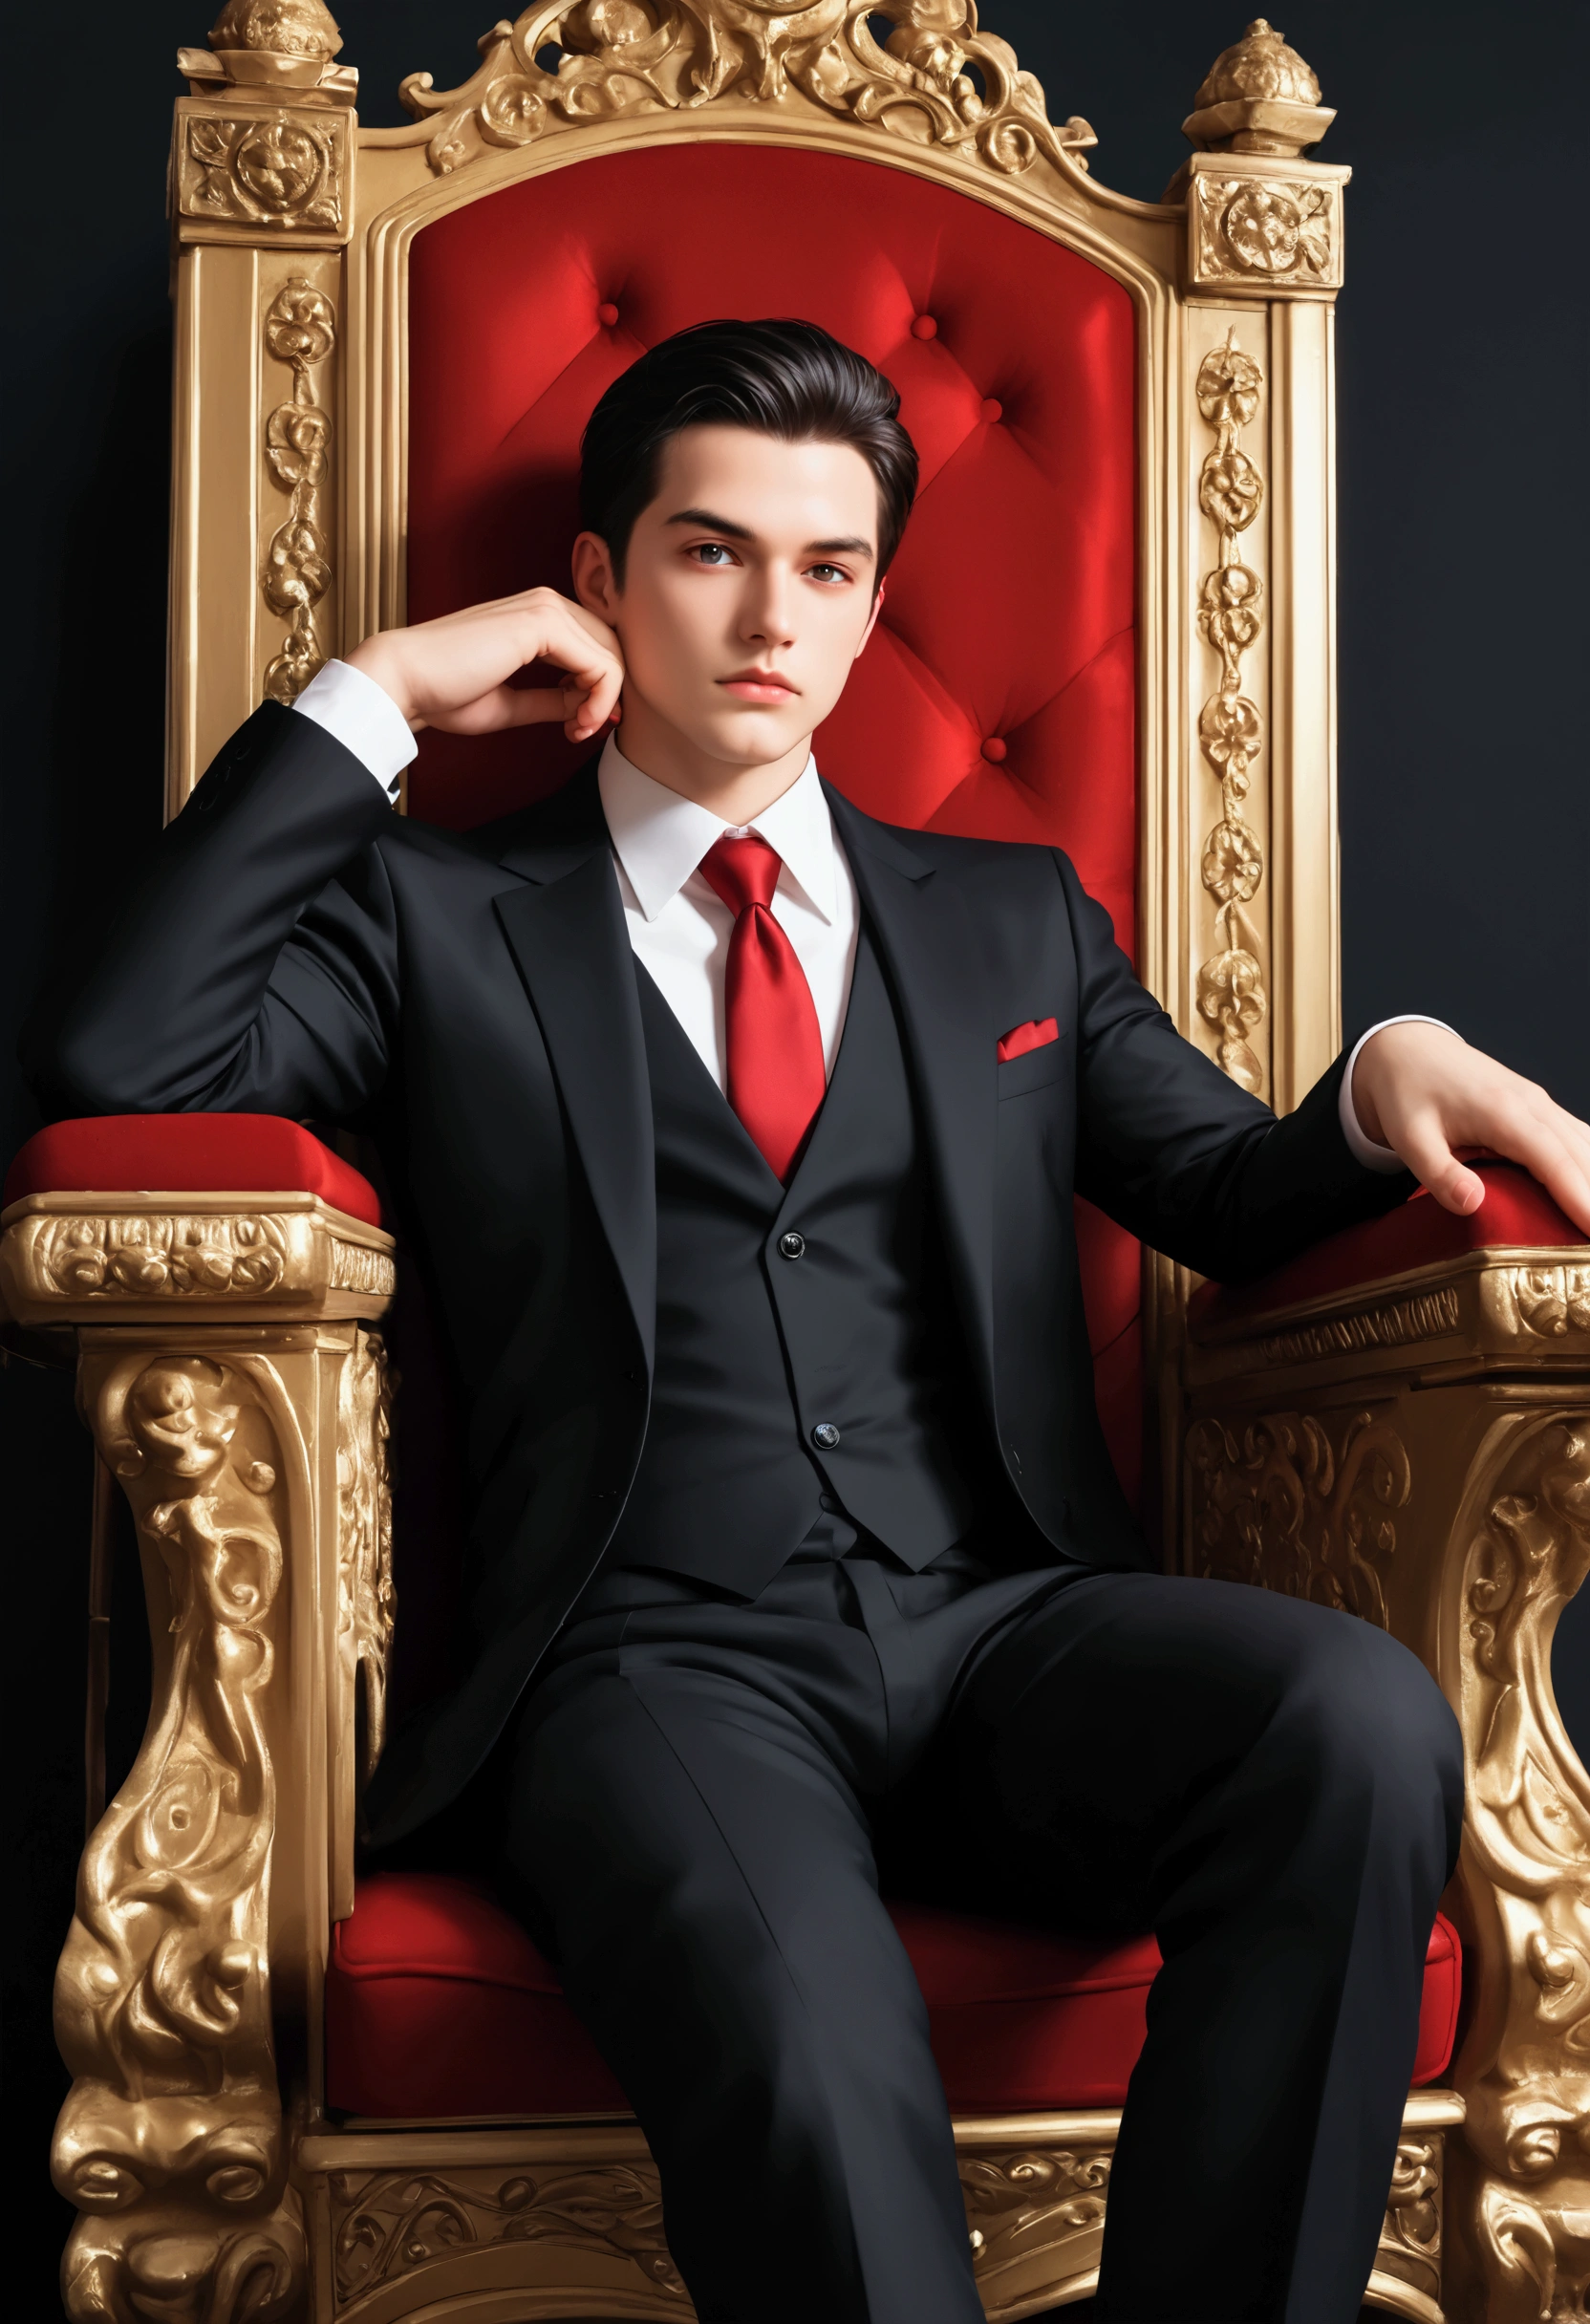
{"left": 812, "top": 1422, "right": 841, "bottom": 1451}
{"left": 778, "top": 1232, "right": 806, "bottom": 1260}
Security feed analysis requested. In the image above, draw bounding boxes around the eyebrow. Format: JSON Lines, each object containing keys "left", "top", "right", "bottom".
{"left": 663, "top": 507, "right": 875, "bottom": 559}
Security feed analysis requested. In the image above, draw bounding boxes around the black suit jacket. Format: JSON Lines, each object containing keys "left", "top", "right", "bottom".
{"left": 24, "top": 702, "right": 1413, "bottom": 1840}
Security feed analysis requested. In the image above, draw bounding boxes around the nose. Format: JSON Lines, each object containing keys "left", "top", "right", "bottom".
{"left": 739, "top": 561, "right": 797, "bottom": 653}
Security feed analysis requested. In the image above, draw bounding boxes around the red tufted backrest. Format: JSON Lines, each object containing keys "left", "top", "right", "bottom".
{"left": 405, "top": 140, "right": 1143, "bottom": 1509}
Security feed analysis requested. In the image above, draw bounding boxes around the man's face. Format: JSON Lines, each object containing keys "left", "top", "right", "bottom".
{"left": 573, "top": 424, "right": 884, "bottom": 771}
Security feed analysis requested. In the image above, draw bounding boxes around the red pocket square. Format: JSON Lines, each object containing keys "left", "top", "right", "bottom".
{"left": 998, "top": 1017, "right": 1060, "bottom": 1063}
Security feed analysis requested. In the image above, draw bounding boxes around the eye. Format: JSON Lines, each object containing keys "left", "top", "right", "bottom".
{"left": 690, "top": 542, "right": 739, "bottom": 567}
{"left": 807, "top": 563, "right": 851, "bottom": 586}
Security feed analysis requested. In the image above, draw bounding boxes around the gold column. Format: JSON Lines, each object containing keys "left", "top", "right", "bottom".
{"left": 167, "top": 2, "right": 355, "bottom": 816}
{"left": 1176, "top": 19, "right": 1350, "bottom": 1108}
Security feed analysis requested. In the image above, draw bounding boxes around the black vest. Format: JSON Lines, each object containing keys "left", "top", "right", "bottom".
{"left": 604, "top": 927, "right": 1029, "bottom": 1597}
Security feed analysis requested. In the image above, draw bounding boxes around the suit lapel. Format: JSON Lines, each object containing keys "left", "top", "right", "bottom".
{"left": 492, "top": 773, "right": 655, "bottom": 1371}
{"left": 827, "top": 786, "right": 999, "bottom": 1409}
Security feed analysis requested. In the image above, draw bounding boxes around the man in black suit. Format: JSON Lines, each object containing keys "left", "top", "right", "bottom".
{"left": 28, "top": 321, "right": 1590, "bottom": 2324}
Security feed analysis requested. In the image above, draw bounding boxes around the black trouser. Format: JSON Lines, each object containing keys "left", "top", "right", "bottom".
{"left": 499, "top": 1517, "right": 1463, "bottom": 2324}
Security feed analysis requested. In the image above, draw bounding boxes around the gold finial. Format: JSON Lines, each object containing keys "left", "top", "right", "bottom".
{"left": 209, "top": 0, "right": 342, "bottom": 62}
{"left": 1183, "top": 18, "right": 1334, "bottom": 157}
{"left": 179, "top": 0, "right": 355, "bottom": 96}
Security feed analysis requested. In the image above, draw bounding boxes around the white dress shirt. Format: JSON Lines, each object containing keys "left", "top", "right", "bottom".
{"left": 291, "top": 657, "right": 1432, "bottom": 1161}
{"left": 597, "top": 735, "right": 858, "bottom": 1090}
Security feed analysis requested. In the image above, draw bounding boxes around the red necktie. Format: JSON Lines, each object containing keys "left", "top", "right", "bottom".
{"left": 698, "top": 833, "right": 826, "bottom": 1182}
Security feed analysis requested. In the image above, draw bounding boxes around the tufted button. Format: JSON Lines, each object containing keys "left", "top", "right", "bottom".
{"left": 778, "top": 1231, "right": 806, "bottom": 1261}
{"left": 980, "top": 398, "right": 1003, "bottom": 424}
{"left": 911, "top": 313, "right": 937, "bottom": 340}
{"left": 597, "top": 301, "right": 619, "bottom": 327}
{"left": 981, "top": 737, "right": 1007, "bottom": 764}
{"left": 812, "top": 1422, "right": 841, "bottom": 1451}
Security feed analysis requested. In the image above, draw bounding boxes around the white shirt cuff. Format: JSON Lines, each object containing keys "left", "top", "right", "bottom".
{"left": 1340, "top": 1015, "right": 1458, "bottom": 1172}
{"left": 292, "top": 658, "right": 418, "bottom": 802}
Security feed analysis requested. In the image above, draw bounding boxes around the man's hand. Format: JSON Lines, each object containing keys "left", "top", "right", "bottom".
{"left": 1352, "top": 1022, "right": 1590, "bottom": 1236}
{"left": 346, "top": 589, "right": 624, "bottom": 745}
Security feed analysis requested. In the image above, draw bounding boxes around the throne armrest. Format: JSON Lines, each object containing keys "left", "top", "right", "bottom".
{"left": 1183, "top": 1162, "right": 1590, "bottom": 2321}
{"left": 1, "top": 1114, "right": 395, "bottom": 2318}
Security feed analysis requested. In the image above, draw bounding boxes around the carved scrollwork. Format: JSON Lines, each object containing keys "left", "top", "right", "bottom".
{"left": 961, "top": 2146, "right": 1111, "bottom": 2294}
{"left": 54, "top": 1355, "right": 304, "bottom": 2321}
{"left": 1187, "top": 1406, "right": 1410, "bottom": 1627}
{"left": 37, "top": 1212, "right": 289, "bottom": 1300}
{"left": 329, "top": 1237, "right": 398, "bottom": 1299}
{"left": 1192, "top": 333, "right": 1268, "bottom": 1093}
{"left": 1259, "top": 1287, "right": 1461, "bottom": 1367}
{"left": 1456, "top": 1420, "right": 1590, "bottom": 2324}
{"left": 336, "top": 1330, "right": 397, "bottom": 1781}
{"left": 262, "top": 278, "right": 335, "bottom": 703}
{"left": 328, "top": 2162, "right": 685, "bottom": 2299}
{"left": 1375, "top": 2136, "right": 1444, "bottom": 2304}
{"left": 398, "top": 2, "right": 1096, "bottom": 184}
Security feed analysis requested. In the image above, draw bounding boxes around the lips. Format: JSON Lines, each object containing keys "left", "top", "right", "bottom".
{"left": 719, "top": 672, "right": 798, "bottom": 701}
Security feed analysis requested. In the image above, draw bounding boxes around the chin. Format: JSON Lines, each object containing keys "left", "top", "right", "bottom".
{"left": 698, "top": 721, "right": 810, "bottom": 769}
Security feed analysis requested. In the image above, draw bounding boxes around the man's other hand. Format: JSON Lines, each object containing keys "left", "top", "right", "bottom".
{"left": 1352, "top": 1022, "right": 1590, "bottom": 1236}
{"left": 346, "top": 589, "right": 624, "bottom": 745}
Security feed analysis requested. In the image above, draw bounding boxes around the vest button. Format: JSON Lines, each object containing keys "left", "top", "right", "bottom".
{"left": 812, "top": 1422, "right": 841, "bottom": 1450}
{"left": 778, "top": 1231, "right": 806, "bottom": 1260}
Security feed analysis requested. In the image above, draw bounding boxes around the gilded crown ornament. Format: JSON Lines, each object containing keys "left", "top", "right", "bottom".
{"left": 1183, "top": 17, "right": 1333, "bottom": 157}
{"left": 399, "top": 1, "right": 1097, "bottom": 183}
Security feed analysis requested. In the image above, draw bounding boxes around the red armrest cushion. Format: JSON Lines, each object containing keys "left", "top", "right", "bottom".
{"left": 1191, "top": 1163, "right": 1582, "bottom": 1332}
{"left": 3, "top": 1115, "right": 383, "bottom": 1230}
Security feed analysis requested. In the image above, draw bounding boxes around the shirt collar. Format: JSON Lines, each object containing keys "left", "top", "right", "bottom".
{"left": 597, "top": 735, "right": 837, "bottom": 924}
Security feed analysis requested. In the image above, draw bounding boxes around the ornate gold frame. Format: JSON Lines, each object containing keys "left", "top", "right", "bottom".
{"left": 10, "top": 4, "right": 1588, "bottom": 2318}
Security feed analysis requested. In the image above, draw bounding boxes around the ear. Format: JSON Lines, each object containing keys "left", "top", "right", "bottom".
{"left": 853, "top": 573, "right": 886, "bottom": 661}
{"left": 571, "top": 530, "right": 620, "bottom": 622}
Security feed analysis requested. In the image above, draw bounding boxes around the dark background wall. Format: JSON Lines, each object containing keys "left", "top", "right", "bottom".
{"left": 4, "top": 3, "right": 1585, "bottom": 2308}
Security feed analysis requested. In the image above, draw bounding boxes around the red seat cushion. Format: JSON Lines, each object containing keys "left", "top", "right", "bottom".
{"left": 1190, "top": 1160, "right": 1582, "bottom": 1333}
{"left": 326, "top": 1871, "right": 1461, "bottom": 2120}
{"left": 3, "top": 1114, "right": 382, "bottom": 1230}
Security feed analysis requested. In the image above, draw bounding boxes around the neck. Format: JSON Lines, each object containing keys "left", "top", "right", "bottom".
{"left": 612, "top": 697, "right": 812, "bottom": 825}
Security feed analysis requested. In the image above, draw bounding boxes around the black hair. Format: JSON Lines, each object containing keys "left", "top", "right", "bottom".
{"left": 578, "top": 318, "right": 918, "bottom": 587}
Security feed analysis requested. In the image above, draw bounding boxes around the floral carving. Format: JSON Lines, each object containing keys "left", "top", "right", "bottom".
{"left": 1193, "top": 334, "right": 1268, "bottom": 1092}
{"left": 399, "top": 2, "right": 1097, "bottom": 184}
{"left": 176, "top": 108, "right": 347, "bottom": 229}
{"left": 1192, "top": 170, "right": 1341, "bottom": 290}
{"left": 39, "top": 1213, "right": 289, "bottom": 1299}
{"left": 262, "top": 279, "right": 335, "bottom": 703}
{"left": 1494, "top": 1265, "right": 1590, "bottom": 1342}
{"left": 1455, "top": 1420, "right": 1590, "bottom": 2324}
{"left": 329, "top": 2162, "right": 685, "bottom": 2298}
{"left": 1187, "top": 1407, "right": 1410, "bottom": 1629}
{"left": 54, "top": 1355, "right": 304, "bottom": 2320}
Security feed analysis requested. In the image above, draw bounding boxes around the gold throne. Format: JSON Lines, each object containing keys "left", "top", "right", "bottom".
{"left": 5, "top": 5, "right": 1590, "bottom": 2321}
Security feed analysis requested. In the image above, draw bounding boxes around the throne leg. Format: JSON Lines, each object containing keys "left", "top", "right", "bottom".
{"left": 1447, "top": 1414, "right": 1590, "bottom": 2324}
{"left": 52, "top": 1338, "right": 307, "bottom": 2318}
